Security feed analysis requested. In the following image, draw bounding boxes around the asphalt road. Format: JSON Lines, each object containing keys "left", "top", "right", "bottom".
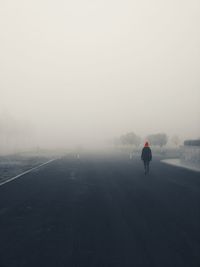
{"left": 0, "top": 153, "right": 200, "bottom": 267}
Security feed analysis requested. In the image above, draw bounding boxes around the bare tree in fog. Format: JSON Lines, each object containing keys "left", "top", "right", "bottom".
{"left": 147, "top": 133, "right": 168, "bottom": 148}
{"left": 120, "top": 132, "right": 141, "bottom": 147}
{"left": 171, "top": 135, "right": 181, "bottom": 147}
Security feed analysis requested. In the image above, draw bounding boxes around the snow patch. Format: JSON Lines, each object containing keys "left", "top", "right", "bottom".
{"left": 161, "top": 158, "right": 200, "bottom": 172}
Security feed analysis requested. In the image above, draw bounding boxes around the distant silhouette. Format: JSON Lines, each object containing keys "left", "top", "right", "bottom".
{"left": 141, "top": 142, "right": 152, "bottom": 175}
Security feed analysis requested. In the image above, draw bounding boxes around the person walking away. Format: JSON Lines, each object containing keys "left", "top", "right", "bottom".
{"left": 141, "top": 142, "right": 152, "bottom": 175}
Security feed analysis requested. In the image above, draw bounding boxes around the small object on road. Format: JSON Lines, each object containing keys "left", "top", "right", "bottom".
{"left": 141, "top": 142, "right": 152, "bottom": 175}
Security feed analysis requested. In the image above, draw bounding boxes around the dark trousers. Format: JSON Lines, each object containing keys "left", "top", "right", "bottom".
{"left": 143, "top": 160, "right": 150, "bottom": 174}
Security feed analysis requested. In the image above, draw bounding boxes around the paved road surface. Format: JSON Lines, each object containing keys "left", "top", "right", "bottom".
{"left": 0, "top": 153, "right": 200, "bottom": 267}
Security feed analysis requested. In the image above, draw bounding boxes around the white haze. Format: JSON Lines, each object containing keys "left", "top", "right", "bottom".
{"left": 0, "top": 0, "right": 200, "bottom": 150}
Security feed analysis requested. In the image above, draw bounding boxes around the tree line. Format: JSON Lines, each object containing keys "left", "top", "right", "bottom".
{"left": 114, "top": 132, "right": 181, "bottom": 148}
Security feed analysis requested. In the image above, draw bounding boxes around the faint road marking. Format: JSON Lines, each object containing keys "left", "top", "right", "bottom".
{"left": 0, "top": 159, "right": 56, "bottom": 187}
{"left": 69, "top": 170, "right": 76, "bottom": 179}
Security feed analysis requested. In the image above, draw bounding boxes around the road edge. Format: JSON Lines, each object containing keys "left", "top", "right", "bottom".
{"left": 161, "top": 158, "right": 200, "bottom": 173}
{"left": 0, "top": 159, "right": 56, "bottom": 187}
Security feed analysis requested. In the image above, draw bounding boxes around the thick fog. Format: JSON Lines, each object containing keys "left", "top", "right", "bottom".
{"left": 0, "top": 0, "right": 200, "bottom": 151}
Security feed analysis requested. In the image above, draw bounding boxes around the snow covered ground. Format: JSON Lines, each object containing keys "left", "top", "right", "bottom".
{"left": 180, "top": 145, "right": 200, "bottom": 165}
{"left": 161, "top": 158, "right": 200, "bottom": 172}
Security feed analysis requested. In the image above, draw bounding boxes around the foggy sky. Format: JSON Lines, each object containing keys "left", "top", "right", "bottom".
{"left": 1, "top": 0, "right": 200, "bottom": 147}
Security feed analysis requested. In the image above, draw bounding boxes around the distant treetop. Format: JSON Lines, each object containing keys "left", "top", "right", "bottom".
{"left": 146, "top": 133, "right": 168, "bottom": 147}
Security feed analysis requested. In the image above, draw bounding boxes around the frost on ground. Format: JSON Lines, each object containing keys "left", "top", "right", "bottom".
{"left": 0, "top": 152, "right": 52, "bottom": 183}
{"left": 161, "top": 158, "right": 200, "bottom": 172}
{"left": 161, "top": 146, "right": 200, "bottom": 172}
{"left": 180, "top": 145, "right": 200, "bottom": 166}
